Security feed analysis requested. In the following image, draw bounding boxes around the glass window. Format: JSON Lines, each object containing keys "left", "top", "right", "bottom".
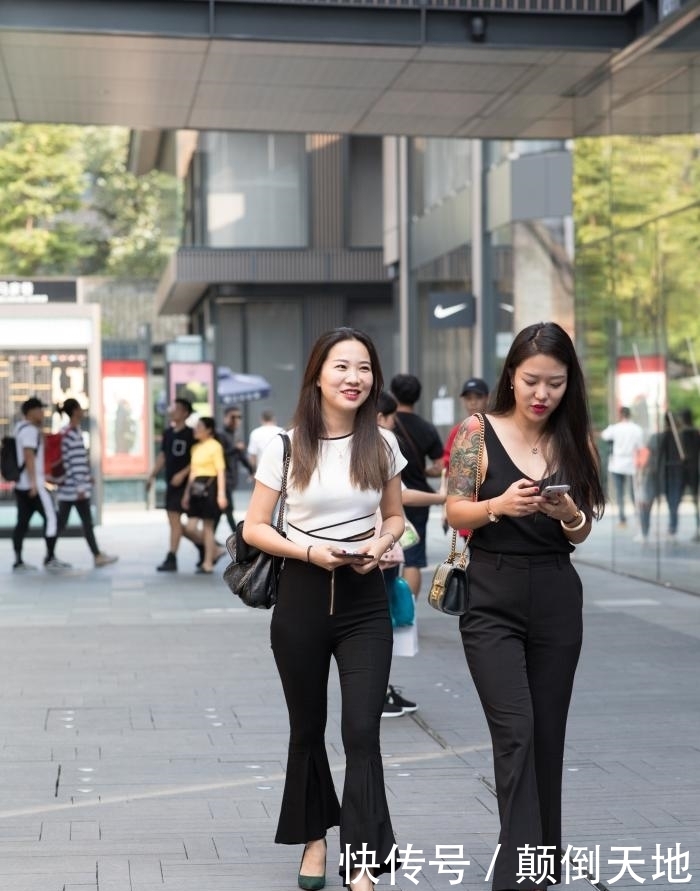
{"left": 348, "top": 137, "right": 382, "bottom": 248}
{"left": 202, "top": 132, "right": 308, "bottom": 248}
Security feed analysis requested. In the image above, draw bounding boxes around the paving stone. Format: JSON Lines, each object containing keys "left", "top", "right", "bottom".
{"left": 0, "top": 507, "right": 697, "bottom": 890}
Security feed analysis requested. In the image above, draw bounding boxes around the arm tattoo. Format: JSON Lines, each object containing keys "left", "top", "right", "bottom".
{"left": 448, "top": 423, "right": 481, "bottom": 497}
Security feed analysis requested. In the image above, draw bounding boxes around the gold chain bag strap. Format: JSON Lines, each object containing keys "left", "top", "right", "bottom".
{"left": 427, "top": 412, "right": 485, "bottom": 616}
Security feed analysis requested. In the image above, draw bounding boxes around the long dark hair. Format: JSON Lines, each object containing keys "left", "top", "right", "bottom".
{"left": 492, "top": 322, "right": 605, "bottom": 518}
{"left": 291, "top": 327, "right": 391, "bottom": 491}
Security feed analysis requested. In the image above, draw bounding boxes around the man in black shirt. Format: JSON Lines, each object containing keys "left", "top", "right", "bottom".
{"left": 146, "top": 398, "right": 202, "bottom": 571}
{"left": 390, "top": 374, "right": 444, "bottom": 597}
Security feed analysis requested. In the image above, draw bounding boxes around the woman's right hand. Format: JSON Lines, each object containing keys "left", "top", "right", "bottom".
{"left": 492, "top": 478, "right": 541, "bottom": 518}
{"left": 308, "top": 544, "right": 364, "bottom": 572}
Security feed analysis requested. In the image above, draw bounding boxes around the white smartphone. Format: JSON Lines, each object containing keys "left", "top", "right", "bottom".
{"left": 541, "top": 484, "right": 570, "bottom": 499}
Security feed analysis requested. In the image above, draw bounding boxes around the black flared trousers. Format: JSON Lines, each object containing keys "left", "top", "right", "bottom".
{"left": 271, "top": 559, "right": 396, "bottom": 879}
{"left": 460, "top": 550, "right": 583, "bottom": 891}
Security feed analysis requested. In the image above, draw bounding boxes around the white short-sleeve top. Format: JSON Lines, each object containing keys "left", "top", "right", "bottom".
{"left": 255, "top": 428, "right": 407, "bottom": 549}
{"left": 14, "top": 421, "right": 44, "bottom": 491}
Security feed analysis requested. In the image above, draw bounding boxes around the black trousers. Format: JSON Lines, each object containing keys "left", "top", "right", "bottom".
{"left": 12, "top": 487, "right": 57, "bottom": 561}
{"left": 271, "top": 560, "right": 396, "bottom": 879}
{"left": 57, "top": 499, "right": 100, "bottom": 556}
{"left": 460, "top": 550, "right": 583, "bottom": 891}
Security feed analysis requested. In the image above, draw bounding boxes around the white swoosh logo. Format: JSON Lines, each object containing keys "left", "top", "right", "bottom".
{"left": 434, "top": 302, "right": 467, "bottom": 320}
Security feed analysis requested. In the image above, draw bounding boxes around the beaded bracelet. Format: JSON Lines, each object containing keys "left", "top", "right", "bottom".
{"left": 560, "top": 509, "right": 586, "bottom": 533}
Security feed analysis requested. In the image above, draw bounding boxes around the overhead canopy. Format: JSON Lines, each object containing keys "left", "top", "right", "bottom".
{"left": 1, "top": 0, "right": 700, "bottom": 140}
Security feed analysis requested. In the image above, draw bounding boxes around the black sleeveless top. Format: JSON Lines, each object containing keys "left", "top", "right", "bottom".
{"left": 472, "top": 416, "right": 574, "bottom": 556}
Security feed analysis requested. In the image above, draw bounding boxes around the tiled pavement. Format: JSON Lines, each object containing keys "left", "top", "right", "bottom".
{"left": 0, "top": 504, "right": 698, "bottom": 891}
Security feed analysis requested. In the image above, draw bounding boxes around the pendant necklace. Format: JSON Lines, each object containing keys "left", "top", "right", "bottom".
{"left": 516, "top": 426, "right": 544, "bottom": 455}
{"left": 323, "top": 433, "right": 352, "bottom": 462}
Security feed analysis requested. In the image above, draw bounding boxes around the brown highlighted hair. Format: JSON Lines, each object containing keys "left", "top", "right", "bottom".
{"left": 291, "top": 327, "right": 392, "bottom": 491}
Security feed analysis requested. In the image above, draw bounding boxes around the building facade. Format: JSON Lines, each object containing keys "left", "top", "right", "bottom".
{"left": 155, "top": 131, "right": 395, "bottom": 429}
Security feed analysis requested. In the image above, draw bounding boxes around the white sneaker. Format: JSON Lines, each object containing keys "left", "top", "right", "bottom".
{"left": 44, "top": 557, "right": 72, "bottom": 572}
{"left": 13, "top": 561, "right": 38, "bottom": 572}
{"left": 94, "top": 553, "right": 118, "bottom": 568}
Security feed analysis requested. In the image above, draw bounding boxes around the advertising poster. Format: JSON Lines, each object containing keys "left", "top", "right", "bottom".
{"left": 167, "top": 361, "right": 215, "bottom": 420}
{"left": 102, "top": 360, "right": 149, "bottom": 477}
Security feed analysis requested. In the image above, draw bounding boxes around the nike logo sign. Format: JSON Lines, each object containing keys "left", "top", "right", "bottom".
{"left": 433, "top": 302, "right": 468, "bottom": 319}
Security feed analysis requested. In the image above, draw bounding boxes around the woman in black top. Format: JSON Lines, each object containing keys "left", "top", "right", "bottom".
{"left": 446, "top": 322, "right": 605, "bottom": 891}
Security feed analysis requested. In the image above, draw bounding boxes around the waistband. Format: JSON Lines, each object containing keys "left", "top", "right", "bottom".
{"left": 470, "top": 549, "right": 570, "bottom": 569}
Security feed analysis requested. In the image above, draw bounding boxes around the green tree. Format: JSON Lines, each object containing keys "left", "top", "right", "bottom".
{"left": 82, "top": 127, "right": 180, "bottom": 277}
{"left": 0, "top": 124, "right": 91, "bottom": 274}
{"left": 0, "top": 123, "right": 179, "bottom": 278}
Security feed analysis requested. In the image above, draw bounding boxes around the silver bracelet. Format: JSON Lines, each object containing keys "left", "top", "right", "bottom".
{"left": 561, "top": 509, "right": 586, "bottom": 533}
{"left": 382, "top": 533, "right": 395, "bottom": 552}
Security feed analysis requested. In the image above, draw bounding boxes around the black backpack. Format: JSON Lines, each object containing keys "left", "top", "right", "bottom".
{"left": 1, "top": 438, "right": 21, "bottom": 482}
{"left": 0, "top": 423, "right": 29, "bottom": 483}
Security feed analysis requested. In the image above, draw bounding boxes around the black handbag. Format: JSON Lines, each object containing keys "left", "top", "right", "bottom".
{"left": 427, "top": 413, "right": 485, "bottom": 616}
{"left": 223, "top": 433, "right": 291, "bottom": 609}
{"left": 190, "top": 477, "right": 213, "bottom": 498}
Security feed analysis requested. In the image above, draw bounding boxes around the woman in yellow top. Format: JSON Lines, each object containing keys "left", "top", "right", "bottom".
{"left": 182, "top": 417, "right": 228, "bottom": 574}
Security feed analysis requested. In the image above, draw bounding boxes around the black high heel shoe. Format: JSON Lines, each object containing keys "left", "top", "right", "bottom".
{"left": 298, "top": 838, "right": 326, "bottom": 891}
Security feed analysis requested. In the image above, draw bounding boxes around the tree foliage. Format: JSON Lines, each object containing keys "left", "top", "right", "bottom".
{"left": 0, "top": 124, "right": 179, "bottom": 278}
{"left": 574, "top": 135, "right": 700, "bottom": 427}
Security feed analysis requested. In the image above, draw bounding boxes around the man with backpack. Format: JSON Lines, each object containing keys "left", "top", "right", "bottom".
{"left": 9, "top": 397, "right": 71, "bottom": 572}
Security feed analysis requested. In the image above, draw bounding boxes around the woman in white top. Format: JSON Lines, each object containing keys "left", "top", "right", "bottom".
{"left": 243, "top": 328, "right": 406, "bottom": 891}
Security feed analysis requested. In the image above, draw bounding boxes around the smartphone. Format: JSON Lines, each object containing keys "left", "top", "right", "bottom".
{"left": 331, "top": 550, "right": 373, "bottom": 561}
{"left": 541, "top": 484, "right": 570, "bottom": 499}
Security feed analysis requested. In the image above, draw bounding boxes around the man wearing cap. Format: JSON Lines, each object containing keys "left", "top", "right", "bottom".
{"left": 443, "top": 378, "right": 490, "bottom": 470}
{"left": 11, "top": 397, "right": 71, "bottom": 572}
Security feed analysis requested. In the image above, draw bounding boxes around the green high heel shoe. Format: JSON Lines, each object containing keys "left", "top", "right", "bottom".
{"left": 298, "top": 838, "right": 326, "bottom": 891}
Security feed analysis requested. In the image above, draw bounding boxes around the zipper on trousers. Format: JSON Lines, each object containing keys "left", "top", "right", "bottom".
{"left": 329, "top": 570, "right": 335, "bottom": 615}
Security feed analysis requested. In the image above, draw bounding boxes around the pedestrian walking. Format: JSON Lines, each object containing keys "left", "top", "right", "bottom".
{"left": 146, "top": 398, "right": 202, "bottom": 572}
{"left": 181, "top": 417, "right": 227, "bottom": 574}
{"left": 218, "top": 406, "right": 254, "bottom": 534}
{"left": 679, "top": 408, "right": 700, "bottom": 540}
{"left": 376, "top": 390, "right": 446, "bottom": 718}
{"left": 600, "top": 406, "right": 644, "bottom": 527}
{"left": 11, "top": 396, "right": 71, "bottom": 573}
{"left": 243, "top": 327, "right": 406, "bottom": 890}
{"left": 247, "top": 409, "right": 284, "bottom": 471}
{"left": 390, "top": 373, "right": 444, "bottom": 598}
{"left": 446, "top": 321, "right": 605, "bottom": 891}
{"left": 56, "top": 398, "right": 117, "bottom": 568}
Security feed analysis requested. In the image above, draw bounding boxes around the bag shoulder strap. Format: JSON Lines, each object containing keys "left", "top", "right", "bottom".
{"left": 449, "top": 412, "right": 485, "bottom": 559}
{"left": 275, "top": 433, "right": 292, "bottom": 534}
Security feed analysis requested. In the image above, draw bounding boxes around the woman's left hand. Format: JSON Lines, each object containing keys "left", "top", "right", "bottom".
{"left": 348, "top": 542, "right": 386, "bottom": 575}
{"left": 535, "top": 492, "right": 577, "bottom": 523}
{"left": 217, "top": 493, "right": 228, "bottom": 510}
